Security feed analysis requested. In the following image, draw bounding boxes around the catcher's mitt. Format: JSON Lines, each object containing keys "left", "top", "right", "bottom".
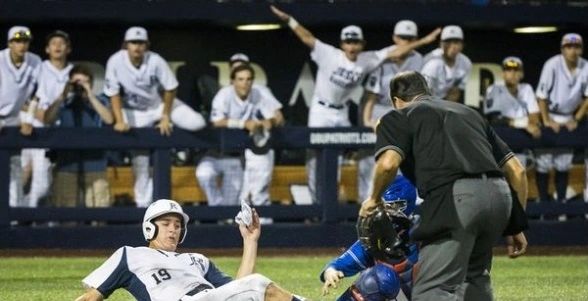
{"left": 357, "top": 205, "right": 411, "bottom": 262}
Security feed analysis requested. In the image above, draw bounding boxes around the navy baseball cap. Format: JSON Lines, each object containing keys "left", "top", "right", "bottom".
{"left": 46, "top": 30, "right": 70, "bottom": 45}
{"left": 502, "top": 56, "right": 523, "bottom": 70}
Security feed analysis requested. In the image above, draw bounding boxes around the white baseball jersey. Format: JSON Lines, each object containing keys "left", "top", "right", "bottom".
{"left": 421, "top": 48, "right": 472, "bottom": 98}
{"left": 0, "top": 48, "right": 41, "bottom": 117}
{"left": 36, "top": 60, "right": 73, "bottom": 110}
{"left": 82, "top": 246, "right": 232, "bottom": 301}
{"left": 210, "top": 85, "right": 281, "bottom": 122}
{"left": 535, "top": 54, "right": 588, "bottom": 116}
{"left": 104, "top": 50, "right": 178, "bottom": 110}
{"left": 311, "top": 39, "right": 390, "bottom": 106}
{"left": 484, "top": 83, "right": 539, "bottom": 119}
{"left": 364, "top": 48, "right": 423, "bottom": 119}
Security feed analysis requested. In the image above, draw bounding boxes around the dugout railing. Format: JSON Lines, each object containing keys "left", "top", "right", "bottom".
{"left": 0, "top": 126, "right": 587, "bottom": 248}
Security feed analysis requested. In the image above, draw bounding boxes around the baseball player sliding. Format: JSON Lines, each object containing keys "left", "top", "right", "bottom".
{"left": 104, "top": 26, "right": 206, "bottom": 207}
{"left": 271, "top": 5, "right": 441, "bottom": 203}
{"left": 75, "top": 199, "right": 307, "bottom": 301}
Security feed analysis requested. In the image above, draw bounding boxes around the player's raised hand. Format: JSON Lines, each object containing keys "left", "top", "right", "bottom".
{"left": 239, "top": 208, "right": 261, "bottom": 243}
{"left": 422, "top": 27, "right": 442, "bottom": 44}
{"left": 322, "top": 267, "right": 344, "bottom": 296}
{"left": 157, "top": 115, "right": 173, "bottom": 136}
{"left": 270, "top": 5, "right": 290, "bottom": 22}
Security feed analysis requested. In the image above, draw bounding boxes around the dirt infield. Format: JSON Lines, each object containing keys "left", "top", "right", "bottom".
{"left": 0, "top": 246, "right": 586, "bottom": 257}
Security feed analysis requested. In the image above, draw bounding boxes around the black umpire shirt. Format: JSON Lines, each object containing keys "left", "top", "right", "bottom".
{"left": 375, "top": 96, "right": 516, "bottom": 241}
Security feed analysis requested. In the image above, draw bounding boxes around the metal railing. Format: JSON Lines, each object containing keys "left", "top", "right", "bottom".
{"left": 1, "top": 126, "right": 587, "bottom": 248}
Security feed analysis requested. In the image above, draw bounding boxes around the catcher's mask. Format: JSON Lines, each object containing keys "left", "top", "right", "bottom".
{"left": 357, "top": 205, "right": 411, "bottom": 261}
{"left": 381, "top": 175, "right": 417, "bottom": 216}
{"left": 142, "top": 199, "right": 189, "bottom": 244}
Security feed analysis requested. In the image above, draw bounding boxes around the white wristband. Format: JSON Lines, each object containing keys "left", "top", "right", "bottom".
{"left": 512, "top": 117, "right": 528, "bottom": 129}
{"left": 288, "top": 17, "right": 299, "bottom": 30}
{"left": 227, "top": 119, "right": 246, "bottom": 129}
{"left": 22, "top": 112, "right": 34, "bottom": 124}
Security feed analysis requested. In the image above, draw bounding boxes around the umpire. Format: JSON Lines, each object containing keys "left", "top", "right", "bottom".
{"left": 360, "top": 71, "right": 528, "bottom": 301}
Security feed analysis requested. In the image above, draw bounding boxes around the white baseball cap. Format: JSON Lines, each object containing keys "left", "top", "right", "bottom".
{"left": 124, "top": 26, "right": 149, "bottom": 42}
{"left": 394, "top": 20, "right": 418, "bottom": 37}
{"left": 7, "top": 25, "right": 32, "bottom": 42}
{"left": 340, "top": 25, "right": 364, "bottom": 41}
{"left": 561, "top": 33, "right": 583, "bottom": 46}
{"left": 441, "top": 25, "right": 464, "bottom": 41}
{"left": 230, "top": 53, "right": 250, "bottom": 63}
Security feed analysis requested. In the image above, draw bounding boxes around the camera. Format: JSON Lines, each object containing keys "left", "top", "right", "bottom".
{"left": 72, "top": 82, "right": 85, "bottom": 96}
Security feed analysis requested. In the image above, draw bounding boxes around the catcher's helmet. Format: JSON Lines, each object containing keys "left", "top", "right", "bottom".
{"left": 352, "top": 263, "right": 401, "bottom": 301}
{"left": 381, "top": 175, "right": 417, "bottom": 216}
{"left": 142, "top": 199, "right": 189, "bottom": 243}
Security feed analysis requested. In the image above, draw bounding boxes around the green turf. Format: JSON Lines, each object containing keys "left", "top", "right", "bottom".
{"left": 0, "top": 255, "right": 586, "bottom": 300}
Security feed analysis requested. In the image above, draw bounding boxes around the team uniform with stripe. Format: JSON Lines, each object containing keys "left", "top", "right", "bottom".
{"left": 0, "top": 48, "right": 41, "bottom": 207}
{"left": 307, "top": 40, "right": 391, "bottom": 203}
{"left": 358, "top": 48, "right": 423, "bottom": 201}
{"left": 82, "top": 246, "right": 271, "bottom": 301}
{"left": 364, "top": 49, "right": 423, "bottom": 122}
{"left": 104, "top": 49, "right": 205, "bottom": 207}
{"left": 535, "top": 55, "right": 588, "bottom": 174}
{"left": 484, "top": 82, "right": 538, "bottom": 167}
{"left": 196, "top": 86, "right": 279, "bottom": 206}
{"left": 420, "top": 48, "right": 472, "bottom": 99}
{"left": 20, "top": 61, "right": 73, "bottom": 207}
{"left": 239, "top": 87, "right": 282, "bottom": 207}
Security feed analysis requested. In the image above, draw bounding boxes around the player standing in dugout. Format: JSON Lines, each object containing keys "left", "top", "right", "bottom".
{"left": 270, "top": 5, "right": 441, "bottom": 204}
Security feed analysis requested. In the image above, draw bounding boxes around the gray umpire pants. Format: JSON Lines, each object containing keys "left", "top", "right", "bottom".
{"left": 412, "top": 176, "right": 512, "bottom": 301}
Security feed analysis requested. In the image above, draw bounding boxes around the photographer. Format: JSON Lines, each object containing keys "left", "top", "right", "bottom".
{"left": 44, "top": 64, "right": 113, "bottom": 207}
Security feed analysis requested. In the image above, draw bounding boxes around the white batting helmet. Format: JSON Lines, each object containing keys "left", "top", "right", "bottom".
{"left": 142, "top": 199, "right": 189, "bottom": 243}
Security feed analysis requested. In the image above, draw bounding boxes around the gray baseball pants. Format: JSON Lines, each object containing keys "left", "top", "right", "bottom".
{"left": 412, "top": 176, "right": 512, "bottom": 301}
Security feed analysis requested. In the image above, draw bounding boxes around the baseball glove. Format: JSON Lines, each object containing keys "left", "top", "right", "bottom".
{"left": 357, "top": 205, "right": 411, "bottom": 262}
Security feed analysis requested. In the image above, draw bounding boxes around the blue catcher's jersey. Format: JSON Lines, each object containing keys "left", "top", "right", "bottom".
{"left": 320, "top": 241, "right": 418, "bottom": 294}
{"left": 320, "top": 175, "right": 419, "bottom": 299}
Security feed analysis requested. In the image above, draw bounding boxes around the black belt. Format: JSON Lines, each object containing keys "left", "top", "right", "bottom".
{"left": 185, "top": 283, "right": 213, "bottom": 296}
{"left": 461, "top": 171, "right": 504, "bottom": 179}
{"left": 318, "top": 100, "right": 345, "bottom": 110}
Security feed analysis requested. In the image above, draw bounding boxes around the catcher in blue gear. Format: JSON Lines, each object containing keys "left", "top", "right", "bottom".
{"left": 320, "top": 175, "right": 418, "bottom": 301}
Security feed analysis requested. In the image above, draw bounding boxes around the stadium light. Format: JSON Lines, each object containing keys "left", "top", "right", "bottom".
{"left": 236, "top": 24, "right": 282, "bottom": 31}
{"left": 514, "top": 26, "right": 558, "bottom": 34}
